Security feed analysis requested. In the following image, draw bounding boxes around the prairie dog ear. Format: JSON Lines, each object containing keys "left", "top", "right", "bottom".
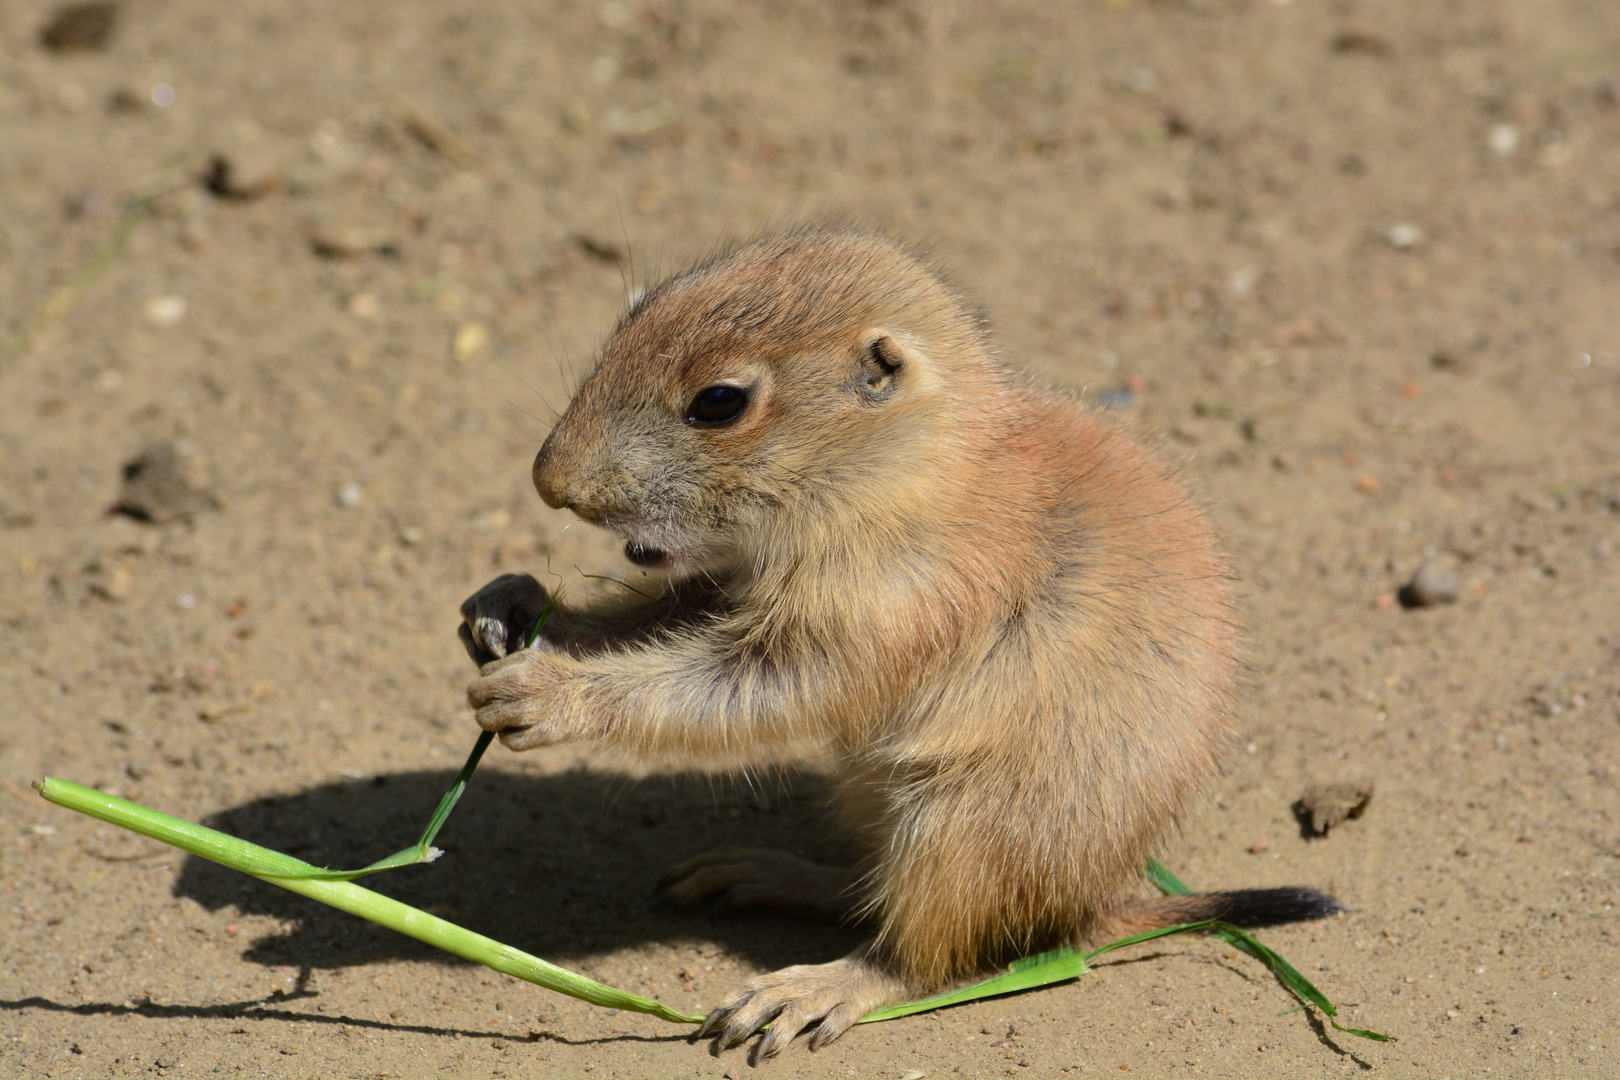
{"left": 856, "top": 331, "right": 909, "bottom": 402}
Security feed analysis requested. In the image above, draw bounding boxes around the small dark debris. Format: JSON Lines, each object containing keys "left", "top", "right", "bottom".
{"left": 114, "top": 442, "right": 214, "bottom": 524}
{"left": 1430, "top": 348, "right": 1466, "bottom": 371}
{"left": 1162, "top": 111, "right": 1193, "bottom": 138}
{"left": 1331, "top": 31, "right": 1393, "bottom": 56}
{"left": 310, "top": 227, "right": 400, "bottom": 259}
{"left": 105, "top": 88, "right": 144, "bottom": 113}
{"left": 39, "top": 2, "right": 118, "bottom": 52}
{"left": 574, "top": 234, "right": 626, "bottom": 264}
{"left": 1399, "top": 560, "right": 1459, "bottom": 608}
{"left": 204, "top": 155, "right": 276, "bottom": 201}
{"left": 1294, "top": 781, "right": 1373, "bottom": 837}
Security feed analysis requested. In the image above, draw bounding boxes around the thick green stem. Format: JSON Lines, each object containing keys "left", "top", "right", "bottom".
{"left": 34, "top": 778, "right": 703, "bottom": 1025}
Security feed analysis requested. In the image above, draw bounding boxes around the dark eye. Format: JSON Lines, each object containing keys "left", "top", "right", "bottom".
{"left": 687, "top": 385, "right": 749, "bottom": 426}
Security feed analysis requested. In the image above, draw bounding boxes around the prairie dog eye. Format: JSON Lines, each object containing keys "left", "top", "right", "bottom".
{"left": 687, "top": 384, "right": 749, "bottom": 426}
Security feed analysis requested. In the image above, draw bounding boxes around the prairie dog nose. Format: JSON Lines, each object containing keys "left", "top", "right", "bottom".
{"left": 531, "top": 434, "right": 570, "bottom": 510}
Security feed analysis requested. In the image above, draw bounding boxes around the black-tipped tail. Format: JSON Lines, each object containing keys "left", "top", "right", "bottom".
{"left": 1202, "top": 886, "right": 1344, "bottom": 928}
{"left": 1108, "top": 887, "right": 1344, "bottom": 936}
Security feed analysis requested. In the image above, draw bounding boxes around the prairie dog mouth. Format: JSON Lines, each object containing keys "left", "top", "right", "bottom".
{"left": 623, "top": 541, "right": 673, "bottom": 570}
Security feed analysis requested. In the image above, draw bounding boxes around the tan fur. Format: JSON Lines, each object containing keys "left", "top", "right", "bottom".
{"left": 464, "top": 227, "right": 1243, "bottom": 1055}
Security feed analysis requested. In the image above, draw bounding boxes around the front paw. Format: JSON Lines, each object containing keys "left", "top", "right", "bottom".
{"left": 698, "top": 947, "right": 908, "bottom": 1063}
{"left": 458, "top": 572, "right": 549, "bottom": 664}
{"left": 466, "top": 649, "right": 573, "bottom": 749}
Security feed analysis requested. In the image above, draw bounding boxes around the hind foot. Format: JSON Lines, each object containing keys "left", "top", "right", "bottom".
{"left": 659, "top": 847, "right": 863, "bottom": 924}
{"left": 698, "top": 943, "right": 908, "bottom": 1062}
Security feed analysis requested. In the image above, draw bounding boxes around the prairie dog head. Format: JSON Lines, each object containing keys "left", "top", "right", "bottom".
{"left": 532, "top": 229, "right": 996, "bottom": 579}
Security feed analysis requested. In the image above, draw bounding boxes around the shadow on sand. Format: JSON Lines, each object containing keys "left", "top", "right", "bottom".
{"left": 169, "top": 763, "right": 865, "bottom": 976}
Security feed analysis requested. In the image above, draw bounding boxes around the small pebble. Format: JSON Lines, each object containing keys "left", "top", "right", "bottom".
{"left": 1400, "top": 560, "right": 1459, "bottom": 607}
{"left": 1488, "top": 123, "right": 1521, "bottom": 157}
{"left": 452, "top": 321, "right": 489, "bottom": 362}
{"left": 143, "top": 294, "right": 187, "bottom": 327}
{"left": 1354, "top": 474, "right": 1380, "bottom": 495}
{"left": 1386, "top": 223, "right": 1423, "bottom": 250}
{"left": 1248, "top": 840, "right": 1269, "bottom": 854}
{"left": 336, "top": 481, "right": 365, "bottom": 509}
{"left": 311, "top": 227, "right": 399, "bottom": 259}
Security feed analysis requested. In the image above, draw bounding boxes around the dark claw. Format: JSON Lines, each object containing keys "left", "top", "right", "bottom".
{"left": 695, "top": 1004, "right": 731, "bottom": 1041}
{"left": 718, "top": 1017, "right": 755, "bottom": 1051}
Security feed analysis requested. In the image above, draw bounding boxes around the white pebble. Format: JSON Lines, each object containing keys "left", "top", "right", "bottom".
{"left": 1387, "top": 223, "right": 1423, "bottom": 250}
{"left": 144, "top": 295, "right": 188, "bottom": 327}
{"left": 1487, "top": 123, "right": 1520, "bottom": 157}
{"left": 336, "top": 481, "right": 365, "bottom": 508}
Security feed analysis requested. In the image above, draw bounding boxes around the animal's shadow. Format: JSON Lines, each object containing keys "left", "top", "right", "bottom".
{"left": 171, "top": 764, "right": 864, "bottom": 975}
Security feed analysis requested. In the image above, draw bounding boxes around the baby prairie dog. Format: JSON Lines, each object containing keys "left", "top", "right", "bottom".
{"left": 461, "top": 227, "right": 1338, "bottom": 1061}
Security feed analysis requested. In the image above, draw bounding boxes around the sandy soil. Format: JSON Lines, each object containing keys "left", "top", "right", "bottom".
{"left": 4, "top": 0, "right": 1619, "bottom": 1076}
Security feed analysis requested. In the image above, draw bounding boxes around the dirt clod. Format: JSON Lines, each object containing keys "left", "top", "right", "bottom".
{"left": 1295, "top": 782, "right": 1374, "bottom": 836}
{"left": 114, "top": 443, "right": 213, "bottom": 524}
{"left": 39, "top": 2, "right": 117, "bottom": 51}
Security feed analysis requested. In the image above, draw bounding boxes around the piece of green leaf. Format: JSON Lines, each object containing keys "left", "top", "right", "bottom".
{"left": 1143, "top": 858, "right": 1391, "bottom": 1042}
{"left": 859, "top": 946, "right": 1089, "bottom": 1024}
{"left": 269, "top": 598, "right": 556, "bottom": 881}
{"left": 34, "top": 777, "right": 704, "bottom": 1024}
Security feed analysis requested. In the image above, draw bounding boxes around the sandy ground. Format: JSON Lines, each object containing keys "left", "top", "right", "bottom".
{"left": 3, "top": 0, "right": 1619, "bottom": 1076}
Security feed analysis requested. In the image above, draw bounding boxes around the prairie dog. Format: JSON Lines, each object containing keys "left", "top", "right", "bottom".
{"left": 462, "top": 228, "right": 1338, "bottom": 1060}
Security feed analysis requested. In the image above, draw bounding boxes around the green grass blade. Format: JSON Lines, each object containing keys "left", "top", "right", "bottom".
{"left": 413, "top": 728, "right": 495, "bottom": 851}
{"left": 263, "top": 725, "right": 497, "bottom": 881}
{"left": 858, "top": 946, "right": 1088, "bottom": 1024}
{"left": 34, "top": 777, "right": 704, "bottom": 1025}
{"left": 1144, "top": 857, "right": 1391, "bottom": 1042}
{"left": 1145, "top": 856, "right": 1192, "bottom": 896}
{"left": 260, "top": 596, "right": 554, "bottom": 882}
{"left": 1084, "top": 919, "right": 1224, "bottom": 960}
